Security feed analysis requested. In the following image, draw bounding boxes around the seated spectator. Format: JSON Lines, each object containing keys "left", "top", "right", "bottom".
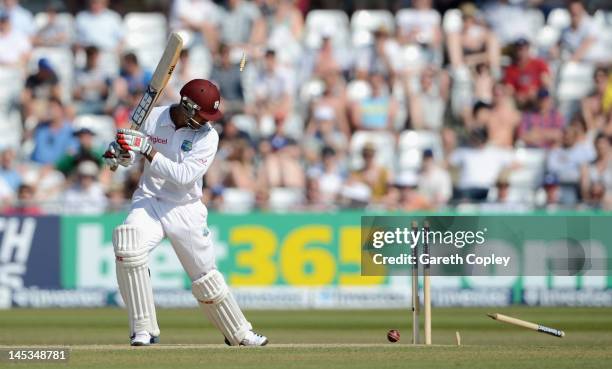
{"left": 62, "top": 160, "right": 107, "bottom": 214}
{"left": 313, "top": 33, "right": 343, "bottom": 78}
{"left": 170, "top": 0, "right": 221, "bottom": 53}
{"left": 253, "top": 49, "right": 294, "bottom": 121}
{"left": 210, "top": 44, "right": 245, "bottom": 114}
{"left": 118, "top": 53, "right": 151, "bottom": 94}
{"left": 56, "top": 128, "right": 104, "bottom": 177}
{"left": 2, "top": 184, "right": 41, "bottom": 215}
{"left": 307, "top": 146, "right": 345, "bottom": 206}
{"left": 560, "top": 0, "right": 609, "bottom": 63}
{"left": 396, "top": 0, "right": 442, "bottom": 55}
{"left": 355, "top": 27, "right": 399, "bottom": 80}
{"left": 392, "top": 171, "right": 432, "bottom": 211}
{"left": 33, "top": 1, "right": 70, "bottom": 47}
{"left": 480, "top": 173, "right": 530, "bottom": 213}
{"left": 546, "top": 117, "right": 595, "bottom": 205}
{"left": 406, "top": 66, "right": 449, "bottom": 131}
{"left": 518, "top": 89, "right": 564, "bottom": 148}
{"left": 73, "top": 46, "right": 110, "bottom": 114}
{"left": 257, "top": 138, "right": 305, "bottom": 189}
{"left": 538, "top": 172, "right": 562, "bottom": 211}
{"left": 582, "top": 67, "right": 610, "bottom": 132}
{"left": 75, "top": 0, "right": 123, "bottom": 52}
{"left": 483, "top": 0, "right": 531, "bottom": 46}
{"left": 473, "top": 62, "right": 494, "bottom": 103}
{"left": 353, "top": 143, "right": 390, "bottom": 202}
{"left": 0, "top": 148, "right": 21, "bottom": 192}
{"left": 220, "top": 0, "right": 265, "bottom": 49}
{"left": 106, "top": 183, "right": 127, "bottom": 213}
{"left": 446, "top": 2, "right": 500, "bottom": 73}
{"left": 418, "top": 149, "right": 452, "bottom": 207}
{"left": 0, "top": 12, "right": 30, "bottom": 67}
{"left": 504, "top": 39, "right": 551, "bottom": 107}
{"left": 30, "top": 98, "right": 77, "bottom": 165}
{"left": 339, "top": 172, "right": 371, "bottom": 209}
{"left": 163, "top": 49, "right": 199, "bottom": 105}
{"left": 350, "top": 72, "right": 398, "bottom": 131}
{"left": 449, "top": 128, "right": 513, "bottom": 202}
{"left": 305, "top": 76, "right": 351, "bottom": 151}
{"left": 488, "top": 83, "right": 521, "bottom": 148}
{"left": 467, "top": 100, "right": 492, "bottom": 132}
{"left": 580, "top": 133, "right": 612, "bottom": 208}
{"left": 2, "top": 0, "right": 34, "bottom": 37}
{"left": 22, "top": 58, "right": 62, "bottom": 123}
{"left": 224, "top": 139, "right": 257, "bottom": 192}
{"left": 266, "top": 0, "right": 303, "bottom": 43}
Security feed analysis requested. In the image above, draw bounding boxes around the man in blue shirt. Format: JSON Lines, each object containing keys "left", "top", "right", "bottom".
{"left": 31, "top": 97, "right": 77, "bottom": 165}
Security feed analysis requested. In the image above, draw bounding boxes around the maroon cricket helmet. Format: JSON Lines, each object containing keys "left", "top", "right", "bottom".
{"left": 179, "top": 79, "right": 223, "bottom": 122}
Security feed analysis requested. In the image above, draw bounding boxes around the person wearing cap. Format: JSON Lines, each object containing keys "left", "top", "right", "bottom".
{"left": 0, "top": 9, "right": 30, "bottom": 67}
{"left": 503, "top": 38, "right": 551, "bottom": 107}
{"left": 22, "top": 58, "right": 61, "bottom": 120}
{"left": 56, "top": 128, "right": 105, "bottom": 177}
{"left": 103, "top": 79, "right": 268, "bottom": 347}
{"left": 62, "top": 160, "right": 107, "bottom": 214}
{"left": 518, "top": 88, "right": 564, "bottom": 148}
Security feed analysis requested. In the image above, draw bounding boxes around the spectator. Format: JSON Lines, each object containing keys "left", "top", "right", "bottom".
{"left": 580, "top": 133, "right": 612, "bottom": 207}
{"left": 560, "top": 0, "right": 609, "bottom": 63}
{"left": 546, "top": 117, "right": 595, "bottom": 205}
{"left": 75, "top": 0, "right": 123, "bottom": 52}
{"left": 0, "top": 11, "right": 30, "bottom": 67}
{"left": 313, "top": 32, "right": 344, "bottom": 78}
{"left": 22, "top": 58, "right": 62, "bottom": 123}
{"left": 355, "top": 27, "right": 398, "bottom": 80}
{"left": 354, "top": 143, "right": 390, "bottom": 202}
{"left": 33, "top": 1, "right": 70, "bottom": 47}
{"left": 56, "top": 128, "right": 104, "bottom": 177}
{"left": 396, "top": 0, "right": 442, "bottom": 56}
{"left": 539, "top": 172, "right": 562, "bottom": 211}
{"left": 210, "top": 44, "right": 245, "bottom": 114}
{"left": 449, "top": 128, "right": 513, "bottom": 202}
{"left": 0, "top": 148, "right": 21, "bottom": 191}
{"left": 30, "top": 98, "right": 77, "bottom": 165}
{"left": 106, "top": 183, "right": 127, "bottom": 213}
{"left": 253, "top": 49, "right": 294, "bottom": 121}
{"left": 350, "top": 72, "right": 398, "bottom": 131}
{"left": 503, "top": 39, "right": 551, "bottom": 107}
{"left": 488, "top": 83, "right": 521, "bottom": 148}
{"left": 170, "top": 0, "right": 221, "bottom": 53}
{"left": 220, "top": 0, "right": 265, "bottom": 49}
{"left": 308, "top": 146, "right": 345, "bottom": 206}
{"left": 473, "top": 62, "right": 494, "bottom": 103}
{"left": 467, "top": 100, "right": 492, "bottom": 132}
{"left": 73, "top": 46, "right": 110, "bottom": 114}
{"left": 164, "top": 49, "right": 199, "bottom": 105}
{"left": 582, "top": 67, "right": 610, "bottom": 132}
{"left": 2, "top": 184, "right": 41, "bottom": 215}
{"left": 257, "top": 138, "right": 305, "bottom": 189}
{"left": 62, "top": 160, "right": 107, "bottom": 214}
{"left": 1, "top": 0, "right": 34, "bottom": 37}
{"left": 406, "top": 66, "right": 449, "bottom": 131}
{"left": 117, "top": 52, "right": 151, "bottom": 94}
{"left": 418, "top": 149, "right": 452, "bottom": 207}
{"left": 483, "top": 0, "right": 531, "bottom": 46}
{"left": 266, "top": 0, "right": 303, "bottom": 43}
{"left": 447, "top": 2, "right": 500, "bottom": 72}
{"left": 392, "top": 171, "right": 432, "bottom": 211}
{"left": 224, "top": 139, "right": 257, "bottom": 192}
{"left": 518, "top": 89, "right": 564, "bottom": 148}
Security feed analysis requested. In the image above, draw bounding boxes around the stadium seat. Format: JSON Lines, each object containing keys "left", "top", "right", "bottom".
{"left": 351, "top": 10, "right": 395, "bottom": 47}
{"left": 535, "top": 26, "right": 561, "bottom": 52}
{"left": 269, "top": 187, "right": 305, "bottom": 212}
{"left": 509, "top": 148, "right": 546, "bottom": 189}
{"left": 0, "top": 66, "right": 23, "bottom": 112}
{"left": 231, "top": 114, "right": 258, "bottom": 139}
{"left": 346, "top": 80, "right": 372, "bottom": 102}
{"left": 548, "top": 8, "right": 571, "bottom": 30}
{"left": 442, "top": 9, "right": 462, "bottom": 33}
{"left": 73, "top": 115, "right": 116, "bottom": 148}
{"left": 283, "top": 113, "right": 305, "bottom": 140}
{"left": 124, "top": 13, "right": 168, "bottom": 72}
{"left": 0, "top": 110, "right": 23, "bottom": 149}
{"left": 556, "top": 62, "right": 595, "bottom": 101}
{"left": 349, "top": 131, "right": 395, "bottom": 170}
{"left": 305, "top": 10, "right": 350, "bottom": 49}
{"left": 398, "top": 130, "right": 443, "bottom": 171}
{"left": 221, "top": 188, "right": 255, "bottom": 213}
{"left": 299, "top": 78, "right": 325, "bottom": 106}
{"left": 400, "top": 44, "right": 426, "bottom": 72}
{"left": 526, "top": 9, "right": 545, "bottom": 41}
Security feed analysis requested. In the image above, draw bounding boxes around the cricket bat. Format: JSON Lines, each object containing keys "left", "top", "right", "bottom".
{"left": 487, "top": 313, "right": 565, "bottom": 337}
{"left": 110, "top": 32, "right": 183, "bottom": 170}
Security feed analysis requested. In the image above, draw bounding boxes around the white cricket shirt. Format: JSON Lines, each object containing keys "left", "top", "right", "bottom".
{"left": 134, "top": 106, "right": 219, "bottom": 204}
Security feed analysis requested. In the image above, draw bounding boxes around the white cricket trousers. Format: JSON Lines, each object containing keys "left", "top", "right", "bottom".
{"left": 124, "top": 193, "right": 216, "bottom": 280}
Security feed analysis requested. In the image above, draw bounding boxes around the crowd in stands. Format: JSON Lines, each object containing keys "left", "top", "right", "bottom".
{"left": 0, "top": 0, "right": 611, "bottom": 214}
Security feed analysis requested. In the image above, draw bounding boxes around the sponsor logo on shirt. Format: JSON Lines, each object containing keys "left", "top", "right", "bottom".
{"left": 149, "top": 136, "right": 168, "bottom": 145}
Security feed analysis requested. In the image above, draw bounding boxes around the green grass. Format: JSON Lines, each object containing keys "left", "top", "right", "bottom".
{"left": 0, "top": 307, "right": 611, "bottom": 368}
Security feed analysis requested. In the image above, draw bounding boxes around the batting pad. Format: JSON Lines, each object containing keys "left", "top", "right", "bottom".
{"left": 192, "top": 270, "right": 252, "bottom": 345}
{"left": 113, "top": 225, "right": 160, "bottom": 337}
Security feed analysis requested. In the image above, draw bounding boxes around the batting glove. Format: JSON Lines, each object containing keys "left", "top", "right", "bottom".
{"left": 116, "top": 129, "right": 153, "bottom": 156}
{"left": 103, "top": 141, "right": 135, "bottom": 168}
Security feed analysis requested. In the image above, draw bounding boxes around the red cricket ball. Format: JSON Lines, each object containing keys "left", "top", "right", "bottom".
{"left": 387, "top": 329, "right": 400, "bottom": 342}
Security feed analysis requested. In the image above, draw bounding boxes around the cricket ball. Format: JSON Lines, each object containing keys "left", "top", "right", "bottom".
{"left": 387, "top": 329, "right": 400, "bottom": 342}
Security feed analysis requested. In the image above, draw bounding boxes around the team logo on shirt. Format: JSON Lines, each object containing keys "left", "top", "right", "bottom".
{"left": 181, "top": 140, "right": 193, "bottom": 152}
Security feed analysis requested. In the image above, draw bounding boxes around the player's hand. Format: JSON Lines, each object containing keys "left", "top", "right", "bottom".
{"left": 103, "top": 141, "right": 134, "bottom": 167}
{"left": 116, "top": 129, "right": 152, "bottom": 156}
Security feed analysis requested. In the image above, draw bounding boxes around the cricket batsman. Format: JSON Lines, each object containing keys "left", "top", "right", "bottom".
{"left": 103, "top": 79, "right": 268, "bottom": 347}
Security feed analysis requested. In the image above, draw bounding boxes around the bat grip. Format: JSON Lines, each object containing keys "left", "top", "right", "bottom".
{"left": 538, "top": 325, "right": 565, "bottom": 337}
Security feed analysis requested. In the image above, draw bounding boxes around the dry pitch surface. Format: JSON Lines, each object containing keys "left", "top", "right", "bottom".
{"left": 0, "top": 307, "right": 610, "bottom": 369}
